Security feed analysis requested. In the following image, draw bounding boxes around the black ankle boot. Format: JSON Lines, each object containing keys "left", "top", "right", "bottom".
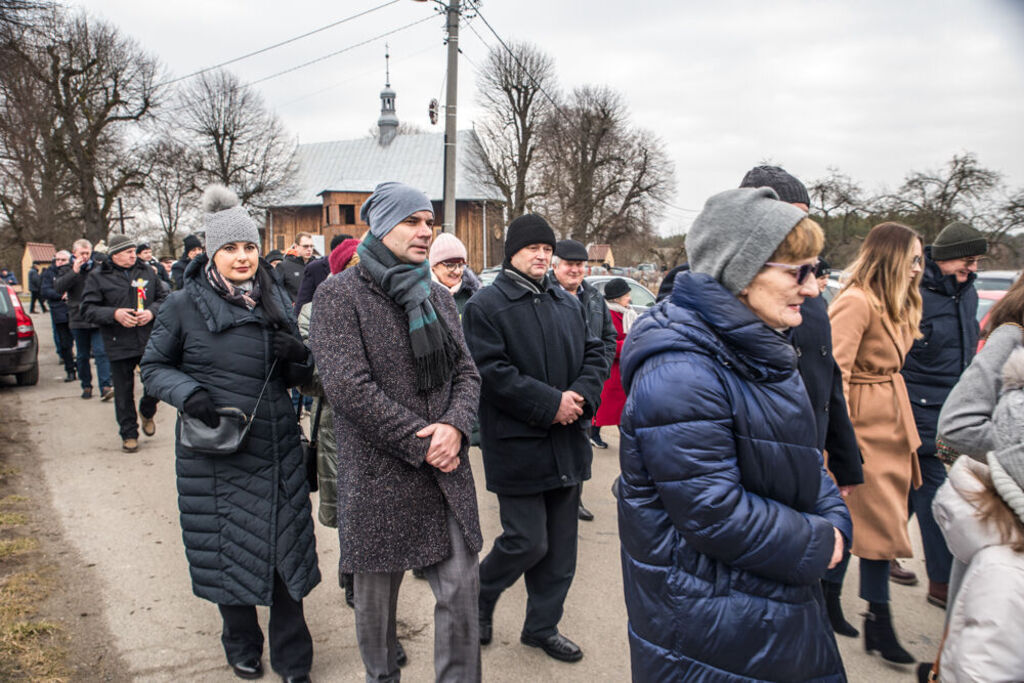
{"left": 863, "top": 601, "right": 915, "bottom": 664}
{"left": 822, "top": 581, "right": 858, "bottom": 637}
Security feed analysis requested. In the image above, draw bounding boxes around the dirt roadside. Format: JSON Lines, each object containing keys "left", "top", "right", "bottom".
{"left": 1, "top": 373, "right": 130, "bottom": 680}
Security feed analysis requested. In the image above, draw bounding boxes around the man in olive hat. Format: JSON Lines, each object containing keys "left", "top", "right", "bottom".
{"left": 902, "top": 220, "right": 988, "bottom": 609}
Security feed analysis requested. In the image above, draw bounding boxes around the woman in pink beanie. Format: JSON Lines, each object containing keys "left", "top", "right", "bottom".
{"left": 429, "top": 232, "right": 481, "bottom": 315}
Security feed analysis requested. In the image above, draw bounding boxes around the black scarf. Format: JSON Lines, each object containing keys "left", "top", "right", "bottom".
{"left": 357, "top": 233, "right": 459, "bottom": 392}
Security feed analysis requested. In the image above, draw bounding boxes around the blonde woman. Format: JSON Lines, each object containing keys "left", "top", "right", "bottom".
{"left": 829, "top": 222, "right": 924, "bottom": 664}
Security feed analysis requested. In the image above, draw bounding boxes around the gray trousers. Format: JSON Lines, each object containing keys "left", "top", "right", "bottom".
{"left": 354, "top": 512, "right": 481, "bottom": 682}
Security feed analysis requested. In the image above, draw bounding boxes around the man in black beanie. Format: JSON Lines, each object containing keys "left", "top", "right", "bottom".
{"left": 171, "top": 234, "right": 203, "bottom": 291}
{"left": 901, "top": 220, "right": 988, "bottom": 609}
{"left": 462, "top": 214, "right": 606, "bottom": 662}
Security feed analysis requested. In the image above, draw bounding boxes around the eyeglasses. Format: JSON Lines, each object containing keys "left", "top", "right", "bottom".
{"left": 912, "top": 255, "right": 923, "bottom": 266}
{"left": 764, "top": 262, "right": 815, "bottom": 284}
{"left": 440, "top": 261, "right": 466, "bottom": 272}
{"left": 961, "top": 256, "right": 986, "bottom": 266}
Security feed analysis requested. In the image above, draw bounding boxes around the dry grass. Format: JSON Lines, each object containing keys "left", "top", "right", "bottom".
{"left": 0, "top": 568, "right": 68, "bottom": 681}
{"left": 0, "top": 512, "right": 27, "bottom": 527}
{"left": 0, "top": 538, "right": 37, "bottom": 560}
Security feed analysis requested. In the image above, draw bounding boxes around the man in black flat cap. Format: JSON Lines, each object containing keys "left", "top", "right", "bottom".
{"left": 547, "top": 238, "right": 616, "bottom": 520}
{"left": 463, "top": 215, "right": 606, "bottom": 663}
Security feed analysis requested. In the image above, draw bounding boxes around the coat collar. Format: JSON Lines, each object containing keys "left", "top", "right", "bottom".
{"left": 494, "top": 269, "right": 557, "bottom": 301}
{"left": 184, "top": 254, "right": 274, "bottom": 334}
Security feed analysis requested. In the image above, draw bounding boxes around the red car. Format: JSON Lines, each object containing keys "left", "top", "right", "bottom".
{"left": 976, "top": 289, "right": 1006, "bottom": 353}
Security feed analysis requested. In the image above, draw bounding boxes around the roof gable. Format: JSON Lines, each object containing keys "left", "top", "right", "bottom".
{"left": 25, "top": 242, "right": 56, "bottom": 262}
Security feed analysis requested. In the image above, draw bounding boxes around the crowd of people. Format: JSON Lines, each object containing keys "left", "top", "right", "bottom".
{"left": 19, "top": 165, "right": 1024, "bottom": 682}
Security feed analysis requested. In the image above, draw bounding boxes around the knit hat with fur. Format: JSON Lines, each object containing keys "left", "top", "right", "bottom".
{"left": 201, "top": 185, "right": 260, "bottom": 256}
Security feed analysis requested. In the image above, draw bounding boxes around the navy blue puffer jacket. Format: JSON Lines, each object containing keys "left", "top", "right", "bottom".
{"left": 618, "top": 272, "right": 851, "bottom": 682}
{"left": 141, "top": 256, "right": 320, "bottom": 606}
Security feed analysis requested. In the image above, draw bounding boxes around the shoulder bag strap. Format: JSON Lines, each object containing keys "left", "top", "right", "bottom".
{"left": 309, "top": 398, "right": 324, "bottom": 443}
{"left": 249, "top": 358, "right": 279, "bottom": 424}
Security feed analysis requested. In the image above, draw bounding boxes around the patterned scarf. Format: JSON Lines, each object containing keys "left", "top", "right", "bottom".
{"left": 358, "top": 233, "right": 459, "bottom": 392}
{"left": 205, "top": 261, "right": 261, "bottom": 311}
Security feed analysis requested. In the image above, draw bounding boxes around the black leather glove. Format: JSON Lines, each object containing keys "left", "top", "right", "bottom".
{"left": 273, "top": 330, "right": 309, "bottom": 363}
{"left": 183, "top": 390, "right": 220, "bottom": 428}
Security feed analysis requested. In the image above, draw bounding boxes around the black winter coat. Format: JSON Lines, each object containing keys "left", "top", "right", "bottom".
{"left": 546, "top": 272, "right": 617, "bottom": 376}
{"left": 170, "top": 257, "right": 190, "bottom": 291}
{"left": 41, "top": 264, "right": 69, "bottom": 324}
{"left": 293, "top": 256, "right": 330, "bottom": 316}
{"left": 902, "top": 248, "right": 980, "bottom": 457}
{"left": 80, "top": 259, "right": 167, "bottom": 362}
{"left": 54, "top": 260, "right": 101, "bottom": 329}
{"left": 140, "top": 256, "right": 319, "bottom": 606}
{"left": 462, "top": 270, "right": 607, "bottom": 495}
{"left": 277, "top": 254, "right": 306, "bottom": 303}
{"left": 790, "top": 295, "right": 864, "bottom": 486}
{"left": 28, "top": 268, "right": 41, "bottom": 293}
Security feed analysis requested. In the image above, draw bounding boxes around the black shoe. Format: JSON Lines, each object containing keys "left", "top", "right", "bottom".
{"left": 64, "top": 370, "right": 77, "bottom": 382}
{"left": 520, "top": 631, "right": 583, "bottom": 663}
{"left": 589, "top": 433, "right": 608, "bottom": 449}
{"left": 916, "top": 662, "right": 934, "bottom": 683}
{"left": 822, "top": 580, "right": 858, "bottom": 637}
{"left": 578, "top": 503, "right": 594, "bottom": 522}
{"left": 889, "top": 559, "right": 919, "bottom": 586}
{"left": 479, "top": 597, "right": 495, "bottom": 645}
{"left": 863, "top": 602, "right": 915, "bottom": 664}
{"left": 396, "top": 639, "right": 407, "bottom": 667}
{"left": 412, "top": 567, "right": 426, "bottom": 579}
{"left": 282, "top": 676, "right": 310, "bottom": 683}
{"left": 230, "top": 657, "right": 263, "bottom": 679}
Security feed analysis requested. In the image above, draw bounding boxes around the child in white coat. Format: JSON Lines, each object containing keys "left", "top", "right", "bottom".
{"left": 931, "top": 348, "right": 1024, "bottom": 682}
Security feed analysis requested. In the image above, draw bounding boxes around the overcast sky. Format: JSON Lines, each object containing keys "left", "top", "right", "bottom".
{"left": 70, "top": 0, "right": 1024, "bottom": 233}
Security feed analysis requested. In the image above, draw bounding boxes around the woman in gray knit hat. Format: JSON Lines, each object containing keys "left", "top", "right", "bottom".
{"left": 141, "top": 185, "right": 319, "bottom": 682}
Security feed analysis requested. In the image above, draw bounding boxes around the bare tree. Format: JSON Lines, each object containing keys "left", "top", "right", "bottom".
{"left": 138, "top": 135, "right": 199, "bottom": 254}
{"left": 537, "top": 85, "right": 675, "bottom": 244}
{"left": 808, "top": 167, "right": 863, "bottom": 244}
{"left": 179, "top": 69, "right": 297, "bottom": 208}
{"left": 882, "top": 152, "right": 1001, "bottom": 243}
{"left": 469, "top": 41, "right": 557, "bottom": 220}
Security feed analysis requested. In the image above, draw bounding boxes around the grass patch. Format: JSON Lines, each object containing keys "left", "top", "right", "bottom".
{"left": 0, "top": 496, "right": 28, "bottom": 506}
{"left": 0, "top": 570, "right": 67, "bottom": 681}
{"left": 0, "top": 538, "right": 37, "bottom": 560}
{"left": 0, "top": 513, "right": 27, "bottom": 527}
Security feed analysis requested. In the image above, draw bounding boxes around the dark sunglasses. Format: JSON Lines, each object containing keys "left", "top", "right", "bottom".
{"left": 765, "top": 262, "right": 816, "bottom": 284}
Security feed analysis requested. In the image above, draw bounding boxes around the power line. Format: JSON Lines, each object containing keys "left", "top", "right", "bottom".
{"left": 157, "top": 0, "right": 403, "bottom": 87}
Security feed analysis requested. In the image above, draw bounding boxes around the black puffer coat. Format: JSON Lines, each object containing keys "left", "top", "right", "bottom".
{"left": 140, "top": 256, "right": 320, "bottom": 606}
{"left": 902, "top": 247, "right": 980, "bottom": 457}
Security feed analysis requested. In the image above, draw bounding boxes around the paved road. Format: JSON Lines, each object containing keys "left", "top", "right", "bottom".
{"left": 6, "top": 314, "right": 945, "bottom": 681}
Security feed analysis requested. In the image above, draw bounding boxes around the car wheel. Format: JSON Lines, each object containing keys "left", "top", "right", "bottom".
{"left": 15, "top": 363, "right": 38, "bottom": 386}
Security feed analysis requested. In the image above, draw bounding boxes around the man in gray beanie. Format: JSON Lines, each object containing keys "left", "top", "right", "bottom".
{"left": 79, "top": 233, "right": 166, "bottom": 451}
{"left": 902, "top": 219, "right": 988, "bottom": 609}
{"left": 309, "top": 181, "right": 484, "bottom": 681}
{"left": 463, "top": 215, "right": 606, "bottom": 663}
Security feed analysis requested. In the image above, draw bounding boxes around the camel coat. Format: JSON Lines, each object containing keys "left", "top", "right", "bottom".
{"left": 830, "top": 286, "right": 922, "bottom": 559}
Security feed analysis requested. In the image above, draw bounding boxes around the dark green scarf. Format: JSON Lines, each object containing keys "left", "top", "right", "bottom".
{"left": 357, "top": 233, "right": 459, "bottom": 392}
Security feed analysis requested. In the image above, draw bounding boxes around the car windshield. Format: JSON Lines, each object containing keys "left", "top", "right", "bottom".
{"left": 974, "top": 275, "right": 1015, "bottom": 291}
{"left": 976, "top": 297, "right": 998, "bottom": 323}
{"left": 629, "top": 283, "right": 655, "bottom": 308}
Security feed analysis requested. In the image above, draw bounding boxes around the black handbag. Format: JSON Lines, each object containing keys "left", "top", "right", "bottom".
{"left": 297, "top": 397, "right": 324, "bottom": 492}
{"left": 179, "top": 360, "right": 278, "bottom": 456}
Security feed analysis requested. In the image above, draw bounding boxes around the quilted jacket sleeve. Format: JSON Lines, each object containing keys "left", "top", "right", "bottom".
{"left": 140, "top": 294, "right": 204, "bottom": 409}
{"left": 630, "top": 354, "right": 838, "bottom": 586}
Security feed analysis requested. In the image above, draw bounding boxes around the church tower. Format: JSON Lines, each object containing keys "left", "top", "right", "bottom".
{"left": 377, "top": 46, "right": 398, "bottom": 147}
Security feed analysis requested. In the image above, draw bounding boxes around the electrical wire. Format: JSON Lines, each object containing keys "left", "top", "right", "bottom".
{"left": 157, "top": 0, "right": 403, "bottom": 87}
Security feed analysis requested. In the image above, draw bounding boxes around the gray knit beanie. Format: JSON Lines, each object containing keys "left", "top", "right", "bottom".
{"left": 201, "top": 185, "right": 261, "bottom": 256}
{"left": 931, "top": 221, "right": 988, "bottom": 261}
{"left": 107, "top": 234, "right": 136, "bottom": 256}
{"left": 987, "top": 348, "right": 1024, "bottom": 524}
{"left": 687, "top": 187, "right": 809, "bottom": 294}
{"left": 360, "top": 181, "right": 433, "bottom": 239}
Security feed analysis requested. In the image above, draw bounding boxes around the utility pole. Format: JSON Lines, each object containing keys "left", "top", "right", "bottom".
{"left": 441, "top": 0, "right": 459, "bottom": 234}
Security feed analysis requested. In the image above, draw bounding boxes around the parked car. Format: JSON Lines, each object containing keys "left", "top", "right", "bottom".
{"left": 0, "top": 285, "right": 38, "bottom": 385}
{"left": 478, "top": 266, "right": 501, "bottom": 287}
{"left": 974, "top": 270, "right": 1020, "bottom": 291}
{"left": 584, "top": 275, "right": 656, "bottom": 313}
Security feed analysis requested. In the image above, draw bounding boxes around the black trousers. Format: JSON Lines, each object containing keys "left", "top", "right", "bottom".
{"left": 54, "top": 322, "right": 74, "bottom": 374}
{"left": 218, "top": 572, "right": 313, "bottom": 677}
{"left": 29, "top": 292, "right": 46, "bottom": 313}
{"left": 479, "top": 485, "right": 580, "bottom": 638}
{"left": 109, "top": 356, "right": 158, "bottom": 439}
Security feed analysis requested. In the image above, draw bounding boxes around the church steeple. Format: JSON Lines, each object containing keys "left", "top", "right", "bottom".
{"left": 378, "top": 45, "right": 398, "bottom": 147}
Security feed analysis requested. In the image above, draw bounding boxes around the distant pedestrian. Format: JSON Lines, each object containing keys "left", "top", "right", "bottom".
{"left": 902, "top": 221, "right": 987, "bottom": 610}
{"left": 1, "top": 268, "right": 17, "bottom": 286}
{"left": 294, "top": 233, "right": 352, "bottom": 316}
{"left": 309, "top": 182, "right": 483, "bottom": 682}
{"left": 137, "top": 242, "right": 171, "bottom": 286}
{"left": 591, "top": 277, "right": 633, "bottom": 435}
{"left": 41, "top": 251, "right": 75, "bottom": 382}
{"left": 80, "top": 235, "right": 166, "bottom": 452}
{"left": 278, "top": 232, "right": 314, "bottom": 303}
{"left": 463, "top": 214, "right": 606, "bottom": 663}
{"left": 55, "top": 239, "right": 113, "bottom": 399}
{"left": 141, "top": 185, "right": 319, "bottom": 682}
{"left": 618, "top": 187, "right": 849, "bottom": 681}
{"left": 171, "top": 234, "right": 203, "bottom": 290}
{"left": 28, "top": 265, "right": 46, "bottom": 313}
{"left": 830, "top": 221, "right": 924, "bottom": 664}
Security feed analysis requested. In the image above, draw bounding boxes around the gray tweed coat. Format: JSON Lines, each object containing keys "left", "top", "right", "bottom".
{"left": 308, "top": 263, "right": 482, "bottom": 573}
